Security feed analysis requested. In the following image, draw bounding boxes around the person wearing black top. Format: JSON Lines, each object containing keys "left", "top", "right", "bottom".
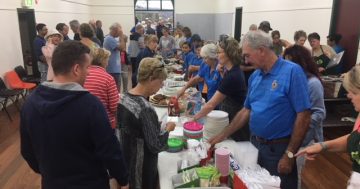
{"left": 95, "top": 20, "right": 104, "bottom": 46}
{"left": 132, "top": 35, "right": 158, "bottom": 87}
{"left": 193, "top": 38, "right": 249, "bottom": 141}
{"left": 69, "top": 20, "right": 81, "bottom": 41}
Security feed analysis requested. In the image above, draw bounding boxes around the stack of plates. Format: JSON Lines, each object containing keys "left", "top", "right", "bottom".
{"left": 183, "top": 121, "right": 203, "bottom": 141}
{"left": 203, "top": 110, "right": 229, "bottom": 141}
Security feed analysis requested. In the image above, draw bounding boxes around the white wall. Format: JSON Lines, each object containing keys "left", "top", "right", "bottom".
{"left": 216, "top": 0, "right": 333, "bottom": 48}
{"left": 175, "top": 0, "right": 215, "bottom": 14}
{"left": 0, "top": 0, "right": 92, "bottom": 78}
{"left": 0, "top": 4, "right": 24, "bottom": 79}
{"left": 34, "top": 0, "right": 91, "bottom": 38}
{"left": 89, "top": 0, "right": 134, "bottom": 37}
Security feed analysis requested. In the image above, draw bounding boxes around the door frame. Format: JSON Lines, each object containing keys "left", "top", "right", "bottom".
{"left": 234, "top": 7, "right": 243, "bottom": 42}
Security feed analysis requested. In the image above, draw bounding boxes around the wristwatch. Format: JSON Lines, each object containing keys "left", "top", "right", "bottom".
{"left": 285, "top": 150, "right": 294, "bottom": 159}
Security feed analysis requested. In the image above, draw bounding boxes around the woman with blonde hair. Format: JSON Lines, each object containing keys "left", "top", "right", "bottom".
{"left": 84, "top": 48, "right": 119, "bottom": 129}
{"left": 118, "top": 57, "right": 175, "bottom": 189}
{"left": 42, "top": 30, "right": 63, "bottom": 81}
{"left": 296, "top": 65, "right": 360, "bottom": 189}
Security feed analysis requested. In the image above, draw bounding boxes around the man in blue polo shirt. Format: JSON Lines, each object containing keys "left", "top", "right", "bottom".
{"left": 209, "top": 30, "right": 311, "bottom": 189}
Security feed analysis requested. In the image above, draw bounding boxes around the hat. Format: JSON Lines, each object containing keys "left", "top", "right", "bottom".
{"left": 45, "top": 29, "right": 63, "bottom": 40}
{"left": 259, "top": 21, "right": 273, "bottom": 31}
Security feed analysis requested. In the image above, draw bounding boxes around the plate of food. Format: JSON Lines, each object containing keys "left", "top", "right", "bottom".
{"left": 149, "top": 94, "right": 169, "bottom": 107}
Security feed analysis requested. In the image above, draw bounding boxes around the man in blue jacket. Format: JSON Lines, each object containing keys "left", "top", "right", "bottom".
{"left": 20, "top": 41, "right": 129, "bottom": 189}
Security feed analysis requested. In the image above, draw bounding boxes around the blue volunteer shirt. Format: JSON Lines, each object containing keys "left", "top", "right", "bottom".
{"left": 244, "top": 58, "right": 311, "bottom": 139}
{"left": 182, "top": 51, "right": 195, "bottom": 73}
{"left": 189, "top": 56, "right": 205, "bottom": 91}
{"left": 198, "top": 62, "right": 222, "bottom": 100}
{"left": 104, "top": 35, "right": 121, "bottom": 73}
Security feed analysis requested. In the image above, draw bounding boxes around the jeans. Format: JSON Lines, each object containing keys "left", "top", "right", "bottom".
{"left": 109, "top": 73, "right": 121, "bottom": 92}
{"left": 251, "top": 135, "right": 298, "bottom": 189}
{"left": 37, "top": 61, "right": 48, "bottom": 82}
{"left": 120, "top": 65, "right": 128, "bottom": 93}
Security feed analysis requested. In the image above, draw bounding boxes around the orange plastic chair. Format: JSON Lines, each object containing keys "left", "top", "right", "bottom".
{"left": 4, "top": 71, "right": 36, "bottom": 91}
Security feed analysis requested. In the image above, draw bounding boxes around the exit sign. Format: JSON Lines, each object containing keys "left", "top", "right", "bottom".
{"left": 22, "top": 0, "right": 35, "bottom": 8}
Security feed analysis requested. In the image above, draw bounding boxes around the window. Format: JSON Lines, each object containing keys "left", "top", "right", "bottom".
{"left": 135, "top": 0, "right": 174, "bottom": 11}
{"left": 134, "top": 0, "right": 174, "bottom": 30}
{"left": 148, "top": 0, "right": 161, "bottom": 10}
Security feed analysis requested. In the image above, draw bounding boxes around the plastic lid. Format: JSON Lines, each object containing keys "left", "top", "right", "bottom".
{"left": 168, "top": 138, "right": 183, "bottom": 148}
{"left": 183, "top": 121, "right": 203, "bottom": 131}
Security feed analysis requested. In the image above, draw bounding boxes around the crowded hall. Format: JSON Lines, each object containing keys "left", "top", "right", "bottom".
{"left": 1, "top": 0, "right": 360, "bottom": 189}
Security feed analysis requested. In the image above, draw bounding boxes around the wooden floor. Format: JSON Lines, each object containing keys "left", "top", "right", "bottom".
{"left": 0, "top": 103, "right": 353, "bottom": 189}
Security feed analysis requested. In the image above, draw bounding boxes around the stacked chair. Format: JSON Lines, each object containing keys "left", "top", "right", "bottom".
{"left": 14, "top": 65, "right": 40, "bottom": 85}
{"left": 4, "top": 70, "right": 37, "bottom": 97}
{"left": 0, "top": 77, "right": 23, "bottom": 121}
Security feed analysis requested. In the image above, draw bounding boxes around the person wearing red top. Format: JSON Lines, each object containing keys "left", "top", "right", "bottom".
{"left": 84, "top": 48, "right": 119, "bottom": 128}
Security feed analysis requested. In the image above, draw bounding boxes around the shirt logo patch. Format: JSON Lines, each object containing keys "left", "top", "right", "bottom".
{"left": 272, "top": 80, "right": 278, "bottom": 90}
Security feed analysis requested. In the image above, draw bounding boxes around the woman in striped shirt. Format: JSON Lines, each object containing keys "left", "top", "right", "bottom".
{"left": 84, "top": 48, "right": 119, "bottom": 128}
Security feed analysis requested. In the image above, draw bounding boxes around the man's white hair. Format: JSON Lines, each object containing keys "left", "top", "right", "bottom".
{"left": 109, "top": 22, "right": 121, "bottom": 31}
{"left": 241, "top": 30, "right": 273, "bottom": 49}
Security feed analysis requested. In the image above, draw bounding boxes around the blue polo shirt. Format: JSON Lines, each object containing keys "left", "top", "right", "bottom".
{"left": 104, "top": 35, "right": 120, "bottom": 73}
{"left": 182, "top": 51, "right": 195, "bottom": 73}
{"left": 244, "top": 58, "right": 311, "bottom": 139}
{"left": 198, "top": 62, "right": 222, "bottom": 100}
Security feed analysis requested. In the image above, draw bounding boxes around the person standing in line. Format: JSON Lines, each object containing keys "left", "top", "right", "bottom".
{"left": 104, "top": 22, "right": 123, "bottom": 91}
{"left": 84, "top": 48, "right": 119, "bottom": 129}
{"left": 55, "top": 23, "right": 70, "bottom": 41}
{"left": 209, "top": 31, "right": 311, "bottom": 189}
{"left": 42, "top": 30, "right": 63, "bottom": 81}
{"left": 69, "top": 20, "right": 81, "bottom": 41}
{"left": 95, "top": 20, "right": 105, "bottom": 46}
{"left": 132, "top": 35, "right": 158, "bottom": 87}
{"left": 33, "top": 23, "right": 48, "bottom": 82}
{"left": 129, "top": 24, "right": 145, "bottom": 88}
{"left": 21, "top": 40, "right": 129, "bottom": 189}
{"left": 145, "top": 20, "right": 156, "bottom": 35}
{"left": 159, "top": 27, "right": 176, "bottom": 58}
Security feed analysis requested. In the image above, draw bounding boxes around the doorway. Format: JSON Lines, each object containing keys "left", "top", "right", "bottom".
{"left": 329, "top": 0, "right": 360, "bottom": 71}
{"left": 234, "top": 7, "right": 242, "bottom": 42}
{"left": 17, "top": 8, "right": 39, "bottom": 77}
